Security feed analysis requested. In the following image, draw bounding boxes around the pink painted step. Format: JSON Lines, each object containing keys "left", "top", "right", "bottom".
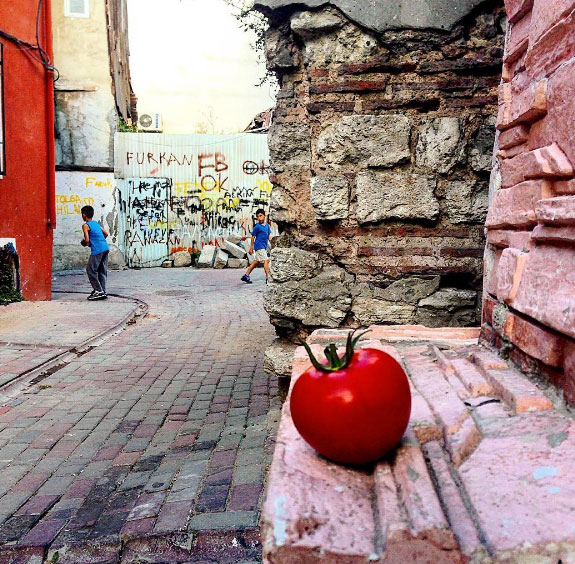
{"left": 262, "top": 326, "right": 575, "bottom": 563}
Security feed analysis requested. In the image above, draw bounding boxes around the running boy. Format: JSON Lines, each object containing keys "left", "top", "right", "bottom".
{"left": 241, "top": 208, "right": 272, "bottom": 284}
{"left": 80, "top": 206, "right": 109, "bottom": 301}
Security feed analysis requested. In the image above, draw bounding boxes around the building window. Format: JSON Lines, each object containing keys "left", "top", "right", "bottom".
{"left": 0, "top": 43, "right": 5, "bottom": 177}
{"left": 65, "top": 0, "right": 90, "bottom": 18}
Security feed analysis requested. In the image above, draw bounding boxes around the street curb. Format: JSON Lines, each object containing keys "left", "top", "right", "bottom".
{"left": 38, "top": 527, "right": 261, "bottom": 564}
{"left": 0, "top": 293, "right": 149, "bottom": 401}
{"left": 68, "top": 292, "right": 149, "bottom": 353}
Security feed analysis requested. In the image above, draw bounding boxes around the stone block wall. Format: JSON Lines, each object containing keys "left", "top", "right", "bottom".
{"left": 0, "top": 241, "right": 21, "bottom": 306}
{"left": 482, "top": 0, "right": 575, "bottom": 403}
{"left": 255, "top": 0, "right": 506, "bottom": 339}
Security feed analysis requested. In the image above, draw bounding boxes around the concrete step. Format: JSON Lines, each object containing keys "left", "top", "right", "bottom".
{"left": 262, "top": 326, "right": 574, "bottom": 563}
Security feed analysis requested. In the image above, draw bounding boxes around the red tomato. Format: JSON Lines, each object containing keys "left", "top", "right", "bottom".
{"left": 290, "top": 347, "right": 411, "bottom": 465}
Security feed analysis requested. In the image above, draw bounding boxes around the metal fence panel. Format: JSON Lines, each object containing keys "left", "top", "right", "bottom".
{"left": 118, "top": 177, "right": 171, "bottom": 267}
{"left": 115, "top": 133, "right": 271, "bottom": 263}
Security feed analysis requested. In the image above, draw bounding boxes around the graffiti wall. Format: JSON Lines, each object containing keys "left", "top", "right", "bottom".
{"left": 115, "top": 133, "right": 272, "bottom": 267}
{"left": 53, "top": 171, "right": 122, "bottom": 270}
{"left": 117, "top": 177, "right": 171, "bottom": 267}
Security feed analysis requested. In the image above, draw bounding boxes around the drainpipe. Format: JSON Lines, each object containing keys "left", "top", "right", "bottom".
{"left": 44, "top": 0, "right": 56, "bottom": 229}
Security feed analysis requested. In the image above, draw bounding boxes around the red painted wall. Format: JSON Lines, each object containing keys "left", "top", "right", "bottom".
{"left": 0, "top": 0, "right": 55, "bottom": 300}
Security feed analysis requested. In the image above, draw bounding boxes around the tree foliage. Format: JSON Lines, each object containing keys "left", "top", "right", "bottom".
{"left": 223, "top": 0, "right": 275, "bottom": 85}
{"left": 118, "top": 117, "right": 138, "bottom": 133}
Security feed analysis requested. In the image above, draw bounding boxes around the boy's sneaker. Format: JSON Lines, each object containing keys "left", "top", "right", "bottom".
{"left": 241, "top": 274, "right": 252, "bottom": 284}
{"left": 88, "top": 291, "right": 107, "bottom": 301}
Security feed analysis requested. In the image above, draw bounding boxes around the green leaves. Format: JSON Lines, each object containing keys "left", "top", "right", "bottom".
{"left": 299, "top": 329, "right": 370, "bottom": 373}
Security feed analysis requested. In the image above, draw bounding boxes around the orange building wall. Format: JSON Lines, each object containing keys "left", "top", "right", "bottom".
{"left": 0, "top": 0, "right": 54, "bottom": 300}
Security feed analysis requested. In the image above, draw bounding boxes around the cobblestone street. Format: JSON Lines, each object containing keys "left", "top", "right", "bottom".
{"left": 2, "top": 0, "right": 575, "bottom": 562}
{"left": 0, "top": 268, "right": 279, "bottom": 563}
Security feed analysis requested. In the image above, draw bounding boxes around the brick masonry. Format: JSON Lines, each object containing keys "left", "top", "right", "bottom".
{"left": 483, "top": 0, "right": 575, "bottom": 404}
{"left": 0, "top": 269, "right": 279, "bottom": 563}
{"left": 256, "top": 2, "right": 506, "bottom": 339}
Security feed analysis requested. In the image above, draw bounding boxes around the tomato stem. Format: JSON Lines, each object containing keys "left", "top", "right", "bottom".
{"left": 299, "top": 329, "right": 371, "bottom": 373}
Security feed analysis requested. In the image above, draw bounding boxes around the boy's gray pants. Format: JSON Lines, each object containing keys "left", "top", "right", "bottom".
{"left": 86, "top": 251, "right": 109, "bottom": 293}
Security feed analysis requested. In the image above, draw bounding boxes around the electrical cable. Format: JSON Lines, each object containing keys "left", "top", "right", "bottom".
{"left": 36, "top": 0, "right": 48, "bottom": 64}
{"left": 79, "top": 119, "right": 269, "bottom": 147}
{"left": 0, "top": 29, "right": 47, "bottom": 67}
{"left": 0, "top": 0, "right": 60, "bottom": 81}
{"left": 36, "top": 0, "right": 60, "bottom": 80}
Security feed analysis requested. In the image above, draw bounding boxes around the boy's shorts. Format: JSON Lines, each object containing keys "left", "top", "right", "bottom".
{"left": 255, "top": 249, "right": 269, "bottom": 261}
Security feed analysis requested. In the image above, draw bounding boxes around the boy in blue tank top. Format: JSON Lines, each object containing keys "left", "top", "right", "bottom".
{"left": 80, "top": 205, "right": 110, "bottom": 301}
{"left": 241, "top": 208, "right": 272, "bottom": 284}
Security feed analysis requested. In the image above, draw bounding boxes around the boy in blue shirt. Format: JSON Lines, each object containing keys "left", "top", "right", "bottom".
{"left": 241, "top": 208, "right": 272, "bottom": 284}
{"left": 80, "top": 205, "right": 110, "bottom": 301}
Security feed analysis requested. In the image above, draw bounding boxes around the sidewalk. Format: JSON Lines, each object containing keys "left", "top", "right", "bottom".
{"left": 0, "top": 268, "right": 278, "bottom": 563}
{"left": 0, "top": 291, "right": 143, "bottom": 392}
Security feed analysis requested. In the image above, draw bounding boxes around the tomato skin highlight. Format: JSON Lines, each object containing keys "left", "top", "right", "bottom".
{"left": 290, "top": 348, "right": 412, "bottom": 465}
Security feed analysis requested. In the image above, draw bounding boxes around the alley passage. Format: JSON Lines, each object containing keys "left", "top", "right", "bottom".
{"left": 0, "top": 269, "right": 279, "bottom": 563}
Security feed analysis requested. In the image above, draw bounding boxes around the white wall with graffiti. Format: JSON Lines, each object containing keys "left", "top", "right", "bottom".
{"left": 114, "top": 132, "right": 272, "bottom": 268}
{"left": 53, "top": 171, "right": 123, "bottom": 270}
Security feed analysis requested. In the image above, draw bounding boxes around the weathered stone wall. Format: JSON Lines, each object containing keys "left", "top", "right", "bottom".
{"left": 482, "top": 0, "right": 575, "bottom": 403}
{"left": 53, "top": 0, "right": 118, "bottom": 169}
{"left": 0, "top": 241, "right": 21, "bottom": 306}
{"left": 255, "top": 0, "right": 505, "bottom": 339}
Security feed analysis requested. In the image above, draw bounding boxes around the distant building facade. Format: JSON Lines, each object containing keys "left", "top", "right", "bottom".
{"left": 0, "top": 0, "right": 56, "bottom": 300}
{"left": 52, "top": 0, "right": 136, "bottom": 270}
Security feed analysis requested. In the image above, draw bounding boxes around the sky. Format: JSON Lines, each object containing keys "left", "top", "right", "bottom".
{"left": 127, "top": 0, "right": 277, "bottom": 134}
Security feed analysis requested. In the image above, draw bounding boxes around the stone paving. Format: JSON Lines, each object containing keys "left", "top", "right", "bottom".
{"left": 0, "top": 268, "right": 279, "bottom": 563}
{"left": 0, "top": 296, "right": 139, "bottom": 389}
{"left": 0, "top": 298, "right": 138, "bottom": 348}
{"left": 263, "top": 327, "right": 575, "bottom": 564}
{"left": 0, "top": 347, "right": 68, "bottom": 389}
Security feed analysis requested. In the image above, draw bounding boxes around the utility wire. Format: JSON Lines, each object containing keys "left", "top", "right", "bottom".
{"left": 83, "top": 120, "right": 268, "bottom": 147}
{"left": 0, "top": 0, "right": 60, "bottom": 80}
